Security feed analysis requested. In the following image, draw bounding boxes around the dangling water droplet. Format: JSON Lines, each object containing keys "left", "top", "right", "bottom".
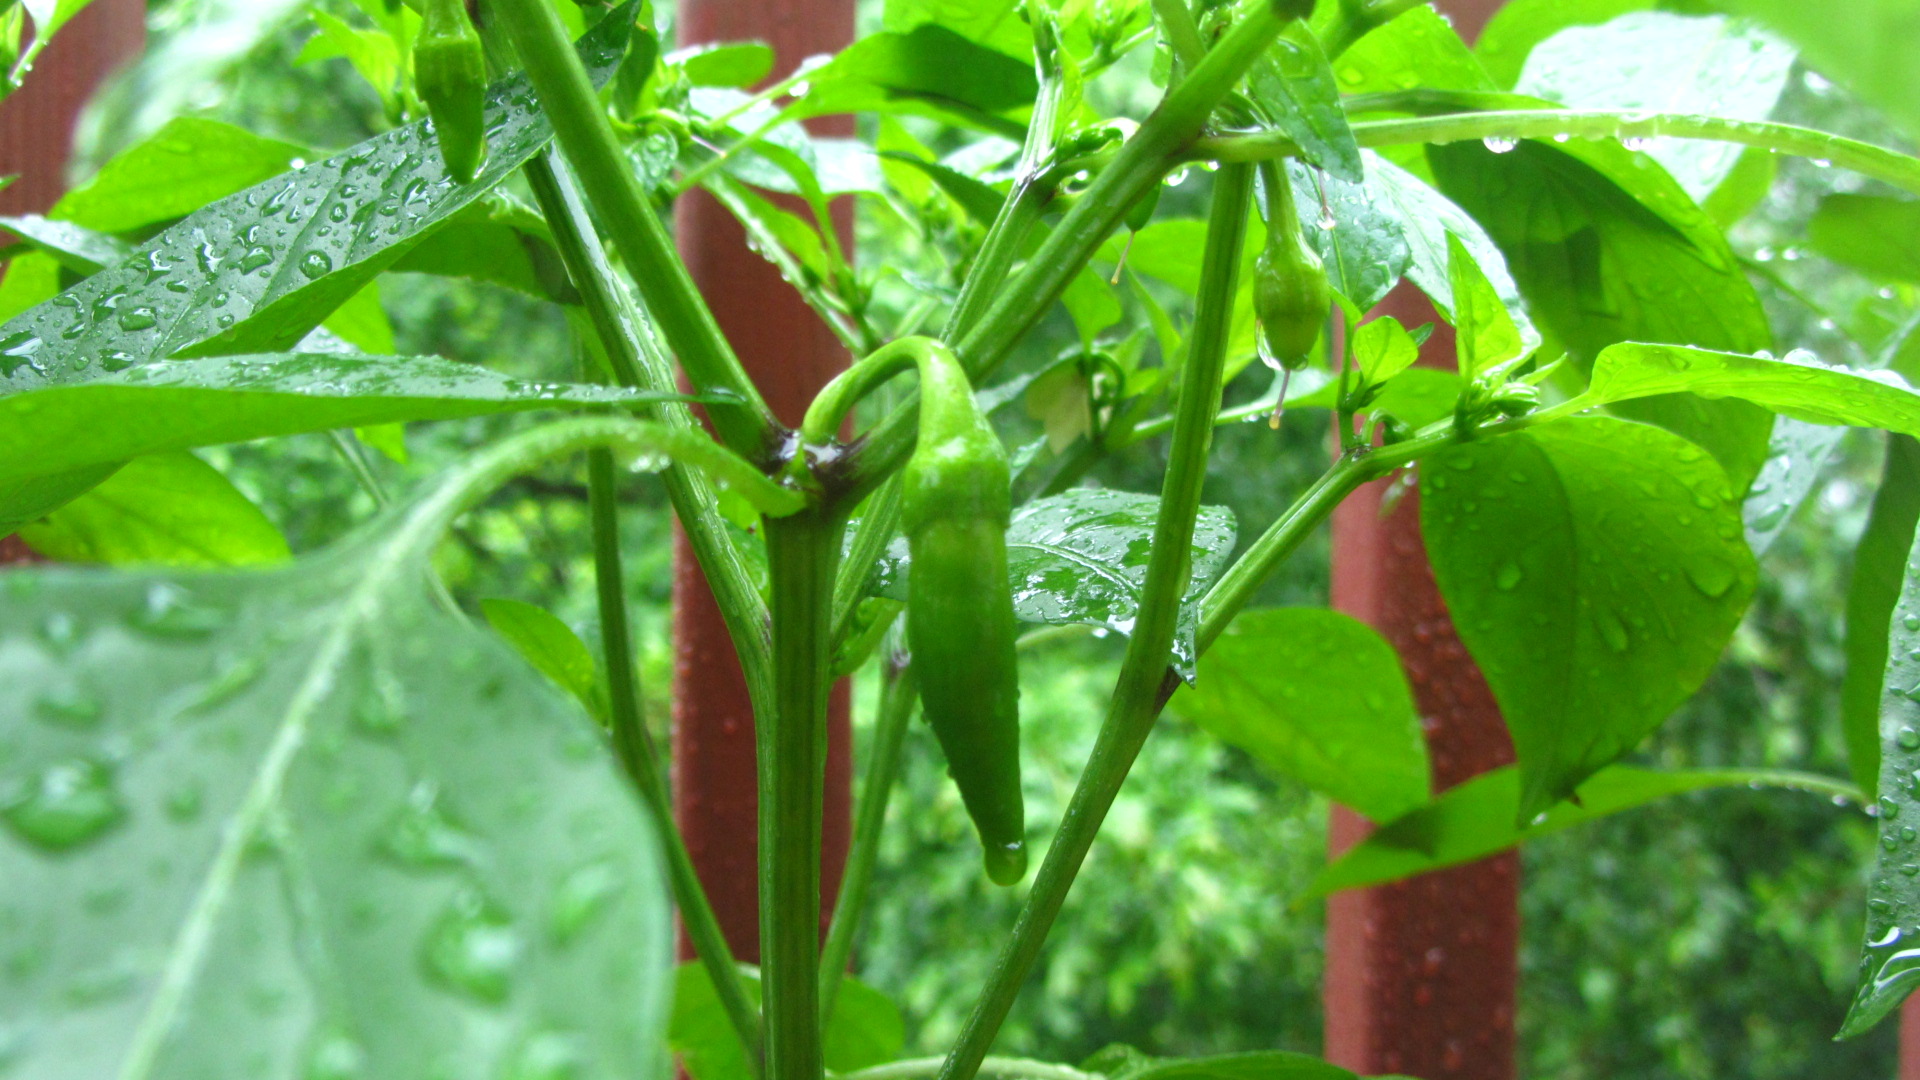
{"left": 1482, "top": 137, "right": 1518, "bottom": 154}
{"left": 1, "top": 758, "right": 125, "bottom": 850}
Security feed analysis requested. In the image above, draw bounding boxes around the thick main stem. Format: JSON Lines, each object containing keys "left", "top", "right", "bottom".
{"left": 934, "top": 164, "right": 1255, "bottom": 1080}
{"left": 762, "top": 511, "right": 845, "bottom": 1080}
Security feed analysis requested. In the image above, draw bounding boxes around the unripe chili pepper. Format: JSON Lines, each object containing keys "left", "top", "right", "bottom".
{"left": 1252, "top": 163, "right": 1329, "bottom": 371}
{"left": 901, "top": 350, "right": 1026, "bottom": 886}
{"left": 416, "top": 0, "right": 488, "bottom": 183}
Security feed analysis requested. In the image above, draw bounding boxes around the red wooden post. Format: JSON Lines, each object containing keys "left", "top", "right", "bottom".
{"left": 1322, "top": 5, "right": 1511, "bottom": 1074}
{"left": 1904, "top": 997, "right": 1920, "bottom": 1079}
{"left": 0, "top": 0, "right": 144, "bottom": 565}
{"left": 670, "top": 0, "right": 855, "bottom": 960}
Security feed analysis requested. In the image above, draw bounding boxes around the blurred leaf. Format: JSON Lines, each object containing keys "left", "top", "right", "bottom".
{"left": 390, "top": 194, "right": 576, "bottom": 302}
{"left": 1446, "top": 232, "right": 1523, "bottom": 381}
{"left": 875, "top": 150, "right": 1004, "bottom": 224}
{"left": 17, "top": 450, "right": 289, "bottom": 567}
{"left": 0, "top": 445, "right": 675, "bottom": 1078}
{"left": 0, "top": 214, "right": 130, "bottom": 272}
{"left": 1362, "top": 151, "right": 1538, "bottom": 352}
{"left": 1351, "top": 315, "right": 1419, "bottom": 385}
{"left": 1429, "top": 137, "right": 1775, "bottom": 492}
{"left": 1422, "top": 416, "right": 1757, "bottom": 821}
{"left": 0, "top": 249, "right": 59, "bottom": 322}
{"left": 1249, "top": 24, "right": 1360, "bottom": 183}
{"left": 1173, "top": 608, "right": 1428, "bottom": 822}
{"left": 1305, "top": 764, "right": 1854, "bottom": 898}
{"left": 1061, "top": 265, "right": 1121, "bottom": 350}
{"left": 1108, "top": 1050, "right": 1358, "bottom": 1080}
{"left": 669, "top": 41, "right": 776, "bottom": 87}
{"left": 875, "top": 489, "right": 1236, "bottom": 681}
{"left": 0, "top": 352, "right": 692, "bottom": 528}
{"left": 320, "top": 281, "right": 394, "bottom": 354}
{"left": 1701, "top": 144, "right": 1779, "bottom": 229}
{"left": 1843, "top": 435, "right": 1920, "bottom": 797}
{"left": 789, "top": 25, "right": 1036, "bottom": 133}
{"left": 1744, "top": 417, "right": 1850, "bottom": 555}
{"left": 1474, "top": 0, "right": 1653, "bottom": 88}
{"left": 1712, "top": 0, "right": 1920, "bottom": 143}
{"left": 1370, "top": 367, "right": 1461, "bottom": 428}
{"left": 1514, "top": 11, "right": 1795, "bottom": 201}
{"left": 299, "top": 9, "right": 403, "bottom": 112}
{"left": 1333, "top": 5, "right": 1493, "bottom": 99}
{"left": 1809, "top": 194, "right": 1920, "bottom": 283}
{"left": 671, "top": 963, "right": 904, "bottom": 1080}
{"left": 1287, "top": 160, "right": 1409, "bottom": 312}
{"left": 882, "top": 0, "right": 1030, "bottom": 59}
{"left": 1580, "top": 344, "right": 1920, "bottom": 431}
{"left": 1842, "top": 517, "right": 1920, "bottom": 1037}
{"left": 481, "top": 597, "right": 601, "bottom": 714}
{"left": 0, "top": 9, "right": 634, "bottom": 394}
{"left": 356, "top": 422, "right": 409, "bottom": 464}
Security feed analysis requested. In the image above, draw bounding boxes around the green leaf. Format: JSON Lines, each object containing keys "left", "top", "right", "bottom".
{"left": 1745, "top": 417, "right": 1850, "bottom": 555}
{"left": 1104, "top": 1049, "right": 1358, "bottom": 1080}
{"left": 1333, "top": 5, "right": 1493, "bottom": 99}
{"left": 1173, "top": 608, "right": 1428, "bottom": 822}
{"left": 671, "top": 41, "right": 776, "bottom": 87}
{"left": 670, "top": 963, "right": 904, "bottom": 1080}
{"left": 17, "top": 451, "right": 289, "bottom": 567}
{"left": 1249, "top": 24, "right": 1361, "bottom": 183}
{"left": 0, "top": 428, "right": 676, "bottom": 1078}
{"left": 1428, "top": 137, "right": 1775, "bottom": 493}
{"left": 301, "top": 8, "right": 403, "bottom": 111}
{"left": 1421, "top": 416, "right": 1758, "bottom": 821}
{"left": 874, "top": 150, "right": 1005, "bottom": 225}
{"left": 481, "top": 597, "right": 602, "bottom": 715}
{"left": 1844, "top": 436, "right": 1920, "bottom": 797}
{"left": 1841, "top": 522, "right": 1920, "bottom": 1037}
{"left": 1351, "top": 315, "right": 1420, "bottom": 386}
{"left": 882, "top": 0, "right": 1029, "bottom": 60}
{"left": 1287, "top": 160, "right": 1409, "bottom": 312}
{"left": 1446, "top": 232, "right": 1523, "bottom": 381}
{"left": 1371, "top": 368, "right": 1462, "bottom": 429}
{"left": 0, "top": 352, "right": 719, "bottom": 528}
{"left": 1475, "top": 0, "right": 1654, "bottom": 88}
{"left": 0, "top": 249, "right": 60, "bottom": 323}
{"left": 1305, "top": 764, "right": 1856, "bottom": 899}
{"left": 1712, "top": 0, "right": 1920, "bottom": 143}
{"left": 0, "top": 213, "right": 131, "bottom": 272}
{"left": 789, "top": 25, "right": 1037, "bottom": 131}
{"left": 874, "top": 489, "right": 1237, "bottom": 681}
{"left": 0, "top": 8, "right": 635, "bottom": 393}
{"left": 1513, "top": 11, "right": 1796, "bottom": 201}
{"left": 1809, "top": 194, "right": 1920, "bottom": 283}
{"left": 1581, "top": 343, "right": 1920, "bottom": 432}
{"left": 389, "top": 193, "right": 576, "bottom": 302}
{"left": 1362, "top": 151, "right": 1538, "bottom": 353}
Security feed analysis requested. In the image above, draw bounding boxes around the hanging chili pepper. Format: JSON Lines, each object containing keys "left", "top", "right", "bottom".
{"left": 416, "top": 0, "right": 489, "bottom": 183}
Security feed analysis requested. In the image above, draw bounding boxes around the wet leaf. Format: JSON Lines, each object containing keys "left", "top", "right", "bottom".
{"left": 1305, "top": 764, "right": 1854, "bottom": 898}
{"left": 1581, "top": 343, "right": 1920, "bottom": 431}
{"left": 1421, "top": 415, "right": 1757, "bottom": 821}
{"left": 1249, "top": 24, "right": 1361, "bottom": 183}
{"left": 1286, "top": 159, "right": 1409, "bottom": 313}
{"left": 1173, "top": 608, "right": 1428, "bottom": 822}
{"left": 0, "top": 427, "right": 676, "bottom": 1078}
{"left": 1843, "top": 436, "right": 1920, "bottom": 798}
{"left": 17, "top": 451, "right": 289, "bottom": 568}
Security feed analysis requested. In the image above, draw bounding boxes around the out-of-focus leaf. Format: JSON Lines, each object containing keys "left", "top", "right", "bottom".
{"left": 671, "top": 963, "right": 904, "bottom": 1080}
{"left": 0, "top": 435, "right": 676, "bottom": 1078}
{"left": 1809, "top": 194, "right": 1920, "bottom": 284}
{"left": 1173, "top": 608, "right": 1428, "bottom": 822}
{"left": 1475, "top": 0, "right": 1653, "bottom": 88}
{"left": 0, "top": 9, "right": 634, "bottom": 393}
{"left": 874, "top": 489, "right": 1236, "bottom": 681}
{"left": 1744, "top": 417, "right": 1850, "bottom": 555}
{"left": 1429, "top": 137, "right": 1775, "bottom": 492}
{"left": 1102, "top": 1049, "right": 1359, "bottom": 1080}
{"left": 875, "top": 150, "right": 1005, "bottom": 224}
{"left": 481, "top": 597, "right": 601, "bottom": 714}
{"left": 1305, "top": 764, "right": 1855, "bottom": 898}
{"left": 1712, "top": 0, "right": 1920, "bottom": 143}
{"left": 1843, "top": 435, "right": 1920, "bottom": 797}
{"left": 0, "top": 214, "right": 130, "bottom": 272}
{"left": 0, "top": 250, "right": 60, "bottom": 322}
{"left": 17, "top": 450, "right": 289, "bottom": 567}
{"left": 882, "top": 0, "right": 1030, "bottom": 60}
{"left": 299, "top": 9, "right": 403, "bottom": 111}
{"left": 788, "top": 25, "right": 1036, "bottom": 132}
{"left": 1422, "top": 416, "right": 1757, "bottom": 821}
{"left": 390, "top": 195, "right": 576, "bottom": 302}
{"left": 0, "top": 352, "right": 697, "bottom": 528}
{"left": 1514, "top": 11, "right": 1795, "bottom": 201}
{"left": 669, "top": 41, "right": 776, "bottom": 87}
{"left": 1333, "top": 5, "right": 1493, "bottom": 99}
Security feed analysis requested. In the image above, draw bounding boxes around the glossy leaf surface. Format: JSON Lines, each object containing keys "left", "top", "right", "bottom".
{"left": 1422, "top": 416, "right": 1757, "bottom": 820}
{"left": 1844, "top": 436, "right": 1920, "bottom": 798}
{"left": 0, "top": 444, "right": 675, "bottom": 1080}
{"left": 1582, "top": 343, "right": 1920, "bottom": 431}
{"left": 1286, "top": 160, "right": 1409, "bottom": 313}
{"left": 1250, "top": 25, "right": 1361, "bottom": 183}
{"left": 1306, "top": 765, "right": 1854, "bottom": 898}
{"left": 1173, "top": 608, "right": 1428, "bottom": 822}
{"left": 17, "top": 451, "right": 289, "bottom": 568}
{"left": 0, "top": 9, "right": 633, "bottom": 394}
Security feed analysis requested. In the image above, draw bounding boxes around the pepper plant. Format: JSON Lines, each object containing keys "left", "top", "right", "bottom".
{"left": 7, "top": 0, "right": 1920, "bottom": 1076}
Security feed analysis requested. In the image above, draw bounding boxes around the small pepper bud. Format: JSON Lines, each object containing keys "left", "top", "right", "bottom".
{"left": 416, "top": 0, "right": 489, "bottom": 183}
{"left": 1253, "top": 164, "right": 1330, "bottom": 371}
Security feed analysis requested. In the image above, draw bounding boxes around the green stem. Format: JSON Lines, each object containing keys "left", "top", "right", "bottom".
{"left": 818, "top": 635, "right": 916, "bottom": 1021}
{"left": 523, "top": 152, "right": 778, "bottom": 694}
{"left": 1192, "top": 109, "right": 1920, "bottom": 199}
{"left": 934, "top": 164, "right": 1255, "bottom": 1080}
{"left": 844, "top": 0, "right": 1296, "bottom": 499}
{"left": 844, "top": 1058, "right": 1099, "bottom": 1080}
{"left": 762, "top": 510, "right": 846, "bottom": 1080}
{"left": 1151, "top": 0, "right": 1206, "bottom": 73}
{"left": 491, "top": 0, "right": 778, "bottom": 456}
{"left": 1317, "top": 0, "right": 1425, "bottom": 58}
{"left": 801, "top": 337, "right": 958, "bottom": 446}
{"left": 831, "top": 476, "right": 905, "bottom": 648}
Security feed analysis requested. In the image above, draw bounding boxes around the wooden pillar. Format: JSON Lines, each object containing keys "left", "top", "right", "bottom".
{"left": 1323, "top": 5, "right": 1511, "bottom": 1071}
{"left": 1904, "top": 996, "right": 1920, "bottom": 1079}
{"left": 670, "top": 0, "right": 855, "bottom": 960}
{"left": 0, "top": 0, "right": 144, "bottom": 565}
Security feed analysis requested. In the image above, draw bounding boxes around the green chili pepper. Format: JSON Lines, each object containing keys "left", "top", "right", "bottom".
{"left": 1252, "top": 163, "right": 1330, "bottom": 371}
{"left": 416, "top": 0, "right": 488, "bottom": 183}
{"left": 901, "top": 350, "right": 1026, "bottom": 886}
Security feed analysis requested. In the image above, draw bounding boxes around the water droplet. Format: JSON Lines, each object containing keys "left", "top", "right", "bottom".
{"left": 1685, "top": 558, "right": 1738, "bottom": 599}
{"left": 304, "top": 1030, "right": 366, "bottom": 1080}
{"left": 1482, "top": 136, "right": 1517, "bottom": 154}
{"left": 1898, "top": 727, "right": 1920, "bottom": 751}
{"left": 1, "top": 758, "right": 125, "bottom": 850}
{"left": 299, "top": 252, "right": 333, "bottom": 280}
{"left": 1495, "top": 563, "right": 1523, "bottom": 591}
{"left": 238, "top": 246, "right": 273, "bottom": 273}
{"left": 1595, "top": 609, "right": 1630, "bottom": 653}
{"left": 116, "top": 306, "right": 157, "bottom": 331}
{"left": 550, "top": 861, "right": 622, "bottom": 946}
{"left": 380, "top": 783, "right": 475, "bottom": 869}
{"left": 421, "top": 888, "right": 520, "bottom": 1004}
